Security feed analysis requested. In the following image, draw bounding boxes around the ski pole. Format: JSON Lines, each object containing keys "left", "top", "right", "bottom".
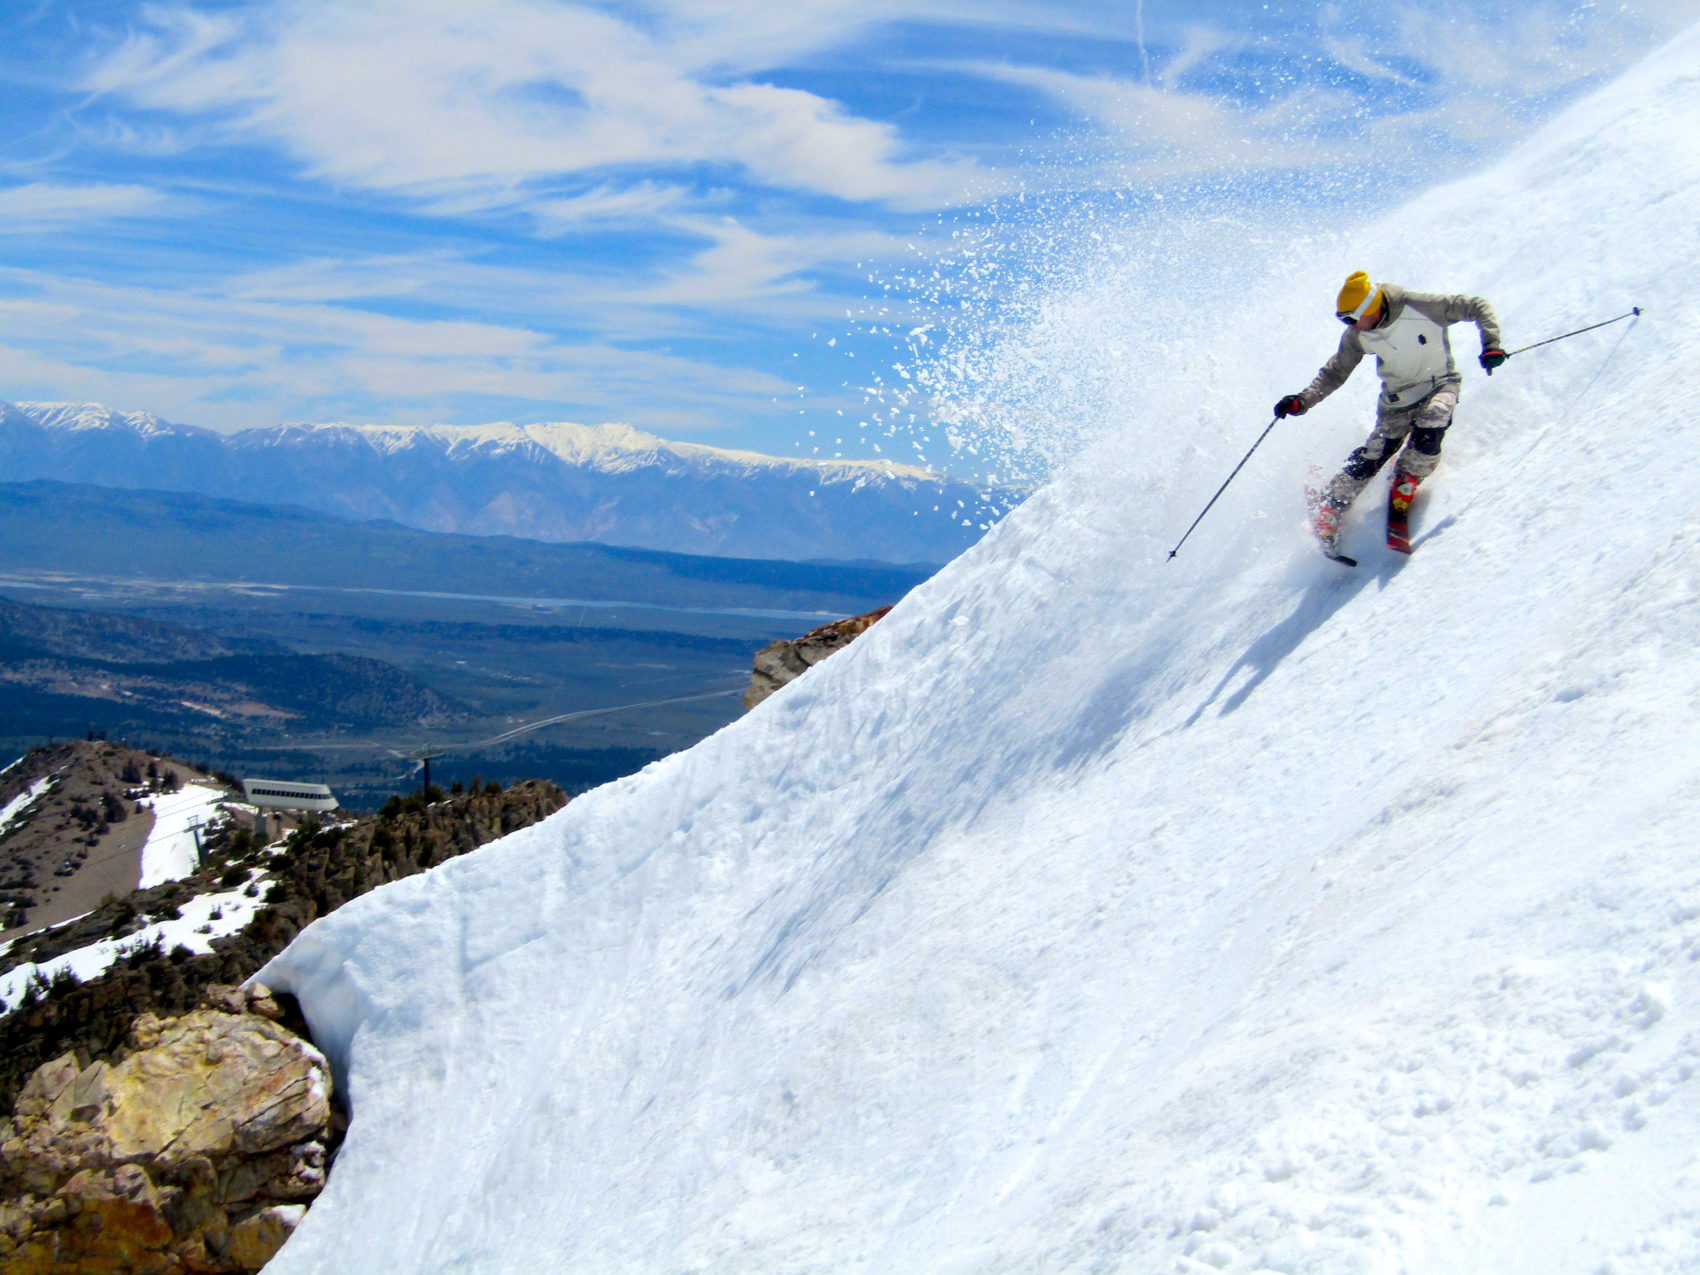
{"left": 1505, "top": 306, "right": 1642, "bottom": 360}
{"left": 1168, "top": 415, "right": 1280, "bottom": 560}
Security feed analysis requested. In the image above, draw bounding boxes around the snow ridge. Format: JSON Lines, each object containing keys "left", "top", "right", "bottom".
{"left": 264, "top": 418, "right": 937, "bottom": 483}
{"left": 9, "top": 405, "right": 933, "bottom": 483}
{"left": 257, "top": 24, "right": 1700, "bottom": 1275}
{"left": 12, "top": 401, "right": 212, "bottom": 440}
{"left": 2, "top": 403, "right": 989, "bottom": 561}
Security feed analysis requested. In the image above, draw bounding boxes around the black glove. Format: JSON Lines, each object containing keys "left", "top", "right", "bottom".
{"left": 1479, "top": 348, "right": 1506, "bottom": 374}
{"left": 1274, "top": 395, "right": 1306, "bottom": 418}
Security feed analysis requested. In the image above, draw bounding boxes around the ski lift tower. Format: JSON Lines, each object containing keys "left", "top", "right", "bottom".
{"left": 414, "top": 751, "right": 446, "bottom": 795}
{"left": 241, "top": 778, "right": 338, "bottom": 841}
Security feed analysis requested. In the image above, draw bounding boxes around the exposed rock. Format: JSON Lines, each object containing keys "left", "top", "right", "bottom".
{"left": 1, "top": 778, "right": 568, "bottom": 1111}
{"left": 0, "top": 984, "right": 329, "bottom": 1273}
{"left": 227, "top": 1205, "right": 307, "bottom": 1271}
{"left": 744, "top": 606, "right": 893, "bottom": 709}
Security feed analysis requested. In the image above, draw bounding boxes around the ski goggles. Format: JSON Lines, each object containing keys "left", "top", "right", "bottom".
{"left": 1337, "top": 286, "right": 1382, "bottom": 326}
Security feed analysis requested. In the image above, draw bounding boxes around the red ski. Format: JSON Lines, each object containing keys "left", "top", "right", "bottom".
{"left": 1387, "top": 474, "right": 1421, "bottom": 554}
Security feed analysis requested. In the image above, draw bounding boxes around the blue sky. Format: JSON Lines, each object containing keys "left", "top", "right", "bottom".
{"left": 0, "top": 0, "right": 1683, "bottom": 465}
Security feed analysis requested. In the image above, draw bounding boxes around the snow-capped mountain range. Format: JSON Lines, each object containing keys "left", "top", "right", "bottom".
{"left": 0, "top": 403, "right": 1002, "bottom": 564}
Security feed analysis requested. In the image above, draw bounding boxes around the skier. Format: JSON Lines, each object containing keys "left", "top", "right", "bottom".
{"left": 1274, "top": 271, "right": 1505, "bottom": 555}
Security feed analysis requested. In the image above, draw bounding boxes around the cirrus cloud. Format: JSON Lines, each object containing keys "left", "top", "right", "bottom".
{"left": 0, "top": 181, "right": 186, "bottom": 232}
{"left": 82, "top": 0, "right": 990, "bottom": 215}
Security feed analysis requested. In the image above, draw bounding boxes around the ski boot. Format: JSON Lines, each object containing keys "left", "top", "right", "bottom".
{"left": 1309, "top": 496, "right": 1354, "bottom": 565}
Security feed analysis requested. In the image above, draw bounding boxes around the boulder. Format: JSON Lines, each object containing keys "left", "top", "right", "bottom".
{"left": 744, "top": 606, "right": 893, "bottom": 708}
{"left": 227, "top": 1205, "right": 308, "bottom": 1270}
{"left": 0, "top": 984, "right": 330, "bottom": 1273}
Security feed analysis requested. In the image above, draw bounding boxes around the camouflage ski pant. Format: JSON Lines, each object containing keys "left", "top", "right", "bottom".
{"left": 1323, "top": 384, "right": 1458, "bottom": 510}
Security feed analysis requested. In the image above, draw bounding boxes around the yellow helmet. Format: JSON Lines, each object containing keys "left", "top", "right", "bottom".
{"left": 1336, "top": 271, "right": 1382, "bottom": 324}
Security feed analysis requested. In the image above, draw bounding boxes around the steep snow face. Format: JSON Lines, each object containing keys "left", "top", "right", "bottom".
{"left": 259, "top": 26, "right": 1700, "bottom": 1275}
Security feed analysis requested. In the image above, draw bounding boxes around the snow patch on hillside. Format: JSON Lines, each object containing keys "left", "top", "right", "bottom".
{"left": 0, "top": 776, "right": 54, "bottom": 839}
{"left": 0, "top": 871, "right": 268, "bottom": 1015}
{"left": 136, "top": 783, "right": 225, "bottom": 888}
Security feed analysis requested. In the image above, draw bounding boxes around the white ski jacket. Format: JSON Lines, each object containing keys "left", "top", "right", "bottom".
{"left": 1298, "top": 284, "right": 1502, "bottom": 412}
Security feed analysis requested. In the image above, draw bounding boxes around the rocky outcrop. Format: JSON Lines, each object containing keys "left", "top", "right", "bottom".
{"left": 1, "top": 778, "right": 569, "bottom": 1111}
{"left": 0, "top": 984, "right": 332, "bottom": 1273}
{"left": 744, "top": 606, "right": 893, "bottom": 709}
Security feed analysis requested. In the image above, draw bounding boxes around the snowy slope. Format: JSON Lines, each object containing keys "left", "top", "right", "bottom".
{"left": 0, "top": 776, "right": 53, "bottom": 839}
{"left": 258, "top": 25, "right": 1700, "bottom": 1275}
{"left": 135, "top": 783, "right": 226, "bottom": 888}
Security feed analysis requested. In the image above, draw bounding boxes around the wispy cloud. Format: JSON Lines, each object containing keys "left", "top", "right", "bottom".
{"left": 526, "top": 181, "right": 698, "bottom": 235}
{"left": 592, "top": 218, "right": 913, "bottom": 313}
{"left": 0, "top": 0, "right": 1684, "bottom": 457}
{"left": 81, "top": 0, "right": 991, "bottom": 216}
{"left": 972, "top": 62, "right": 1360, "bottom": 181}
{"left": 208, "top": 220, "right": 920, "bottom": 336}
{"left": 0, "top": 181, "right": 185, "bottom": 231}
{"left": 0, "top": 264, "right": 801, "bottom": 433}
{"left": 222, "top": 252, "right": 464, "bottom": 304}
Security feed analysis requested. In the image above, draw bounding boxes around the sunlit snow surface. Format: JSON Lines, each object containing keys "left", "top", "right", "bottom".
{"left": 0, "top": 776, "right": 54, "bottom": 839}
{"left": 135, "top": 783, "right": 226, "bottom": 888}
{"left": 260, "top": 26, "right": 1700, "bottom": 1275}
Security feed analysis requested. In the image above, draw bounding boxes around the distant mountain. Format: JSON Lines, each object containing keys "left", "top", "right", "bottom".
{"left": 0, "top": 595, "right": 265, "bottom": 665}
{"left": 0, "top": 595, "right": 469, "bottom": 740}
{"left": 0, "top": 480, "right": 932, "bottom": 615}
{"left": 0, "top": 401, "right": 1007, "bottom": 564}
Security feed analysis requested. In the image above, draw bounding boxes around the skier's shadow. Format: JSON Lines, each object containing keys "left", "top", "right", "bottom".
{"left": 1185, "top": 558, "right": 1388, "bottom": 724}
{"left": 1413, "top": 514, "right": 1457, "bottom": 552}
